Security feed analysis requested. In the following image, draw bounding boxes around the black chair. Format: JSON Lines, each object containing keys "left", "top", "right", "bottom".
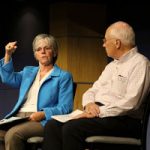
{"left": 85, "top": 92, "right": 150, "bottom": 150}
{"left": 27, "top": 82, "right": 77, "bottom": 150}
{"left": 146, "top": 114, "right": 150, "bottom": 150}
{"left": 0, "top": 130, "right": 5, "bottom": 150}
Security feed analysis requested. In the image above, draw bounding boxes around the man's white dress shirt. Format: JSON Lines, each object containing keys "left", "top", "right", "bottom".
{"left": 82, "top": 47, "right": 150, "bottom": 119}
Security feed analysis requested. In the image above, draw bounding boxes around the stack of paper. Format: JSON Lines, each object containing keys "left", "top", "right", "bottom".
{"left": 0, "top": 116, "right": 29, "bottom": 125}
{"left": 51, "top": 109, "right": 83, "bottom": 123}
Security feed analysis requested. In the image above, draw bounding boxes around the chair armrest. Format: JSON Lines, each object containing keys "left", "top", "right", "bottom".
{"left": 27, "top": 136, "right": 44, "bottom": 144}
{"left": 85, "top": 136, "right": 141, "bottom": 145}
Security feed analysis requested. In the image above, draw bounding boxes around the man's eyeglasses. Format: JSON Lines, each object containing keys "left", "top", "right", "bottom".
{"left": 102, "top": 38, "right": 120, "bottom": 43}
{"left": 102, "top": 38, "right": 116, "bottom": 43}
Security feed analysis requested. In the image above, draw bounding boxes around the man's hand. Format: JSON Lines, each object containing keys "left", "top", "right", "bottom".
{"left": 73, "top": 102, "right": 100, "bottom": 119}
{"left": 29, "top": 111, "right": 45, "bottom": 122}
{"left": 84, "top": 102, "right": 100, "bottom": 117}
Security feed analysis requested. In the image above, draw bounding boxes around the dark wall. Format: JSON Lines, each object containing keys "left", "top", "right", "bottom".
{"left": 106, "top": 4, "right": 150, "bottom": 59}
{"left": 0, "top": 2, "right": 49, "bottom": 68}
{"left": 0, "top": 2, "right": 49, "bottom": 119}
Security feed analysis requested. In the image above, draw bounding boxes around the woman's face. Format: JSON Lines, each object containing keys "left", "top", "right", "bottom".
{"left": 34, "top": 39, "right": 55, "bottom": 66}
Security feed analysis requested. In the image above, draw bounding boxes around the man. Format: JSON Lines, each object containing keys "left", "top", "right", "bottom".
{"left": 42, "top": 21, "right": 150, "bottom": 150}
{"left": 0, "top": 34, "right": 73, "bottom": 150}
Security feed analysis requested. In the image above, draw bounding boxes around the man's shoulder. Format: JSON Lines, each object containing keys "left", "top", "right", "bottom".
{"left": 134, "top": 49, "right": 149, "bottom": 60}
{"left": 133, "top": 52, "right": 149, "bottom": 65}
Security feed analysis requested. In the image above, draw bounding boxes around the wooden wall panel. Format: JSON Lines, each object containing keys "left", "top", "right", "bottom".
{"left": 55, "top": 37, "right": 68, "bottom": 69}
{"left": 49, "top": 2, "right": 106, "bottom": 36}
{"left": 73, "top": 83, "right": 93, "bottom": 110}
{"left": 56, "top": 37, "right": 106, "bottom": 82}
{"left": 67, "top": 37, "right": 106, "bottom": 82}
{"left": 49, "top": 2, "right": 107, "bottom": 109}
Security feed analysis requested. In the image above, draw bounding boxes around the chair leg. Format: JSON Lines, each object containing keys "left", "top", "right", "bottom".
{"left": 0, "top": 141, "right": 5, "bottom": 150}
{"left": 30, "top": 143, "right": 42, "bottom": 150}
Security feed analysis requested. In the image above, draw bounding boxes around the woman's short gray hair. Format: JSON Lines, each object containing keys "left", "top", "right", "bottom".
{"left": 32, "top": 34, "right": 58, "bottom": 63}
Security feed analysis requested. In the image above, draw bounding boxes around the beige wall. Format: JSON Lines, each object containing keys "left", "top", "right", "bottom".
{"left": 49, "top": 2, "right": 108, "bottom": 109}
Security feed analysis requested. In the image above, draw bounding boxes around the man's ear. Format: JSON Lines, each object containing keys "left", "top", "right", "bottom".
{"left": 115, "top": 39, "right": 121, "bottom": 49}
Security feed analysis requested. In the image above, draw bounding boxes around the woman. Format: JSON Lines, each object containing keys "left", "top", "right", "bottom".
{"left": 0, "top": 34, "right": 73, "bottom": 150}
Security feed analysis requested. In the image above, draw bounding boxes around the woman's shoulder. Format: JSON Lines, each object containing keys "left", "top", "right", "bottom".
{"left": 53, "top": 64, "right": 73, "bottom": 77}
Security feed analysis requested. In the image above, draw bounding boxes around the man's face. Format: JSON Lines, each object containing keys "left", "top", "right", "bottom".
{"left": 102, "top": 38, "right": 117, "bottom": 58}
{"left": 102, "top": 29, "right": 119, "bottom": 59}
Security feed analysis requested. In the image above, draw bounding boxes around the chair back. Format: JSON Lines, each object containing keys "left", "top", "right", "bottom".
{"left": 73, "top": 82, "right": 77, "bottom": 99}
{"left": 142, "top": 92, "right": 150, "bottom": 150}
{"left": 146, "top": 104, "right": 150, "bottom": 150}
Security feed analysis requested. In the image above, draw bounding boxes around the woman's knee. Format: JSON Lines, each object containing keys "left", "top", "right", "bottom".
{"left": 5, "top": 128, "right": 20, "bottom": 143}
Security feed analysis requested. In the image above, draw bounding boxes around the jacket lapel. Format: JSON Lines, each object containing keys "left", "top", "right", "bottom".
{"left": 21, "top": 67, "right": 39, "bottom": 100}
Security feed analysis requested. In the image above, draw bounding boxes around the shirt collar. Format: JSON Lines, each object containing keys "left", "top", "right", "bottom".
{"left": 115, "top": 47, "right": 138, "bottom": 64}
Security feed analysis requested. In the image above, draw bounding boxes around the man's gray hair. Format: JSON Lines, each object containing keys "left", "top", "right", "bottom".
{"left": 109, "top": 21, "right": 135, "bottom": 47}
